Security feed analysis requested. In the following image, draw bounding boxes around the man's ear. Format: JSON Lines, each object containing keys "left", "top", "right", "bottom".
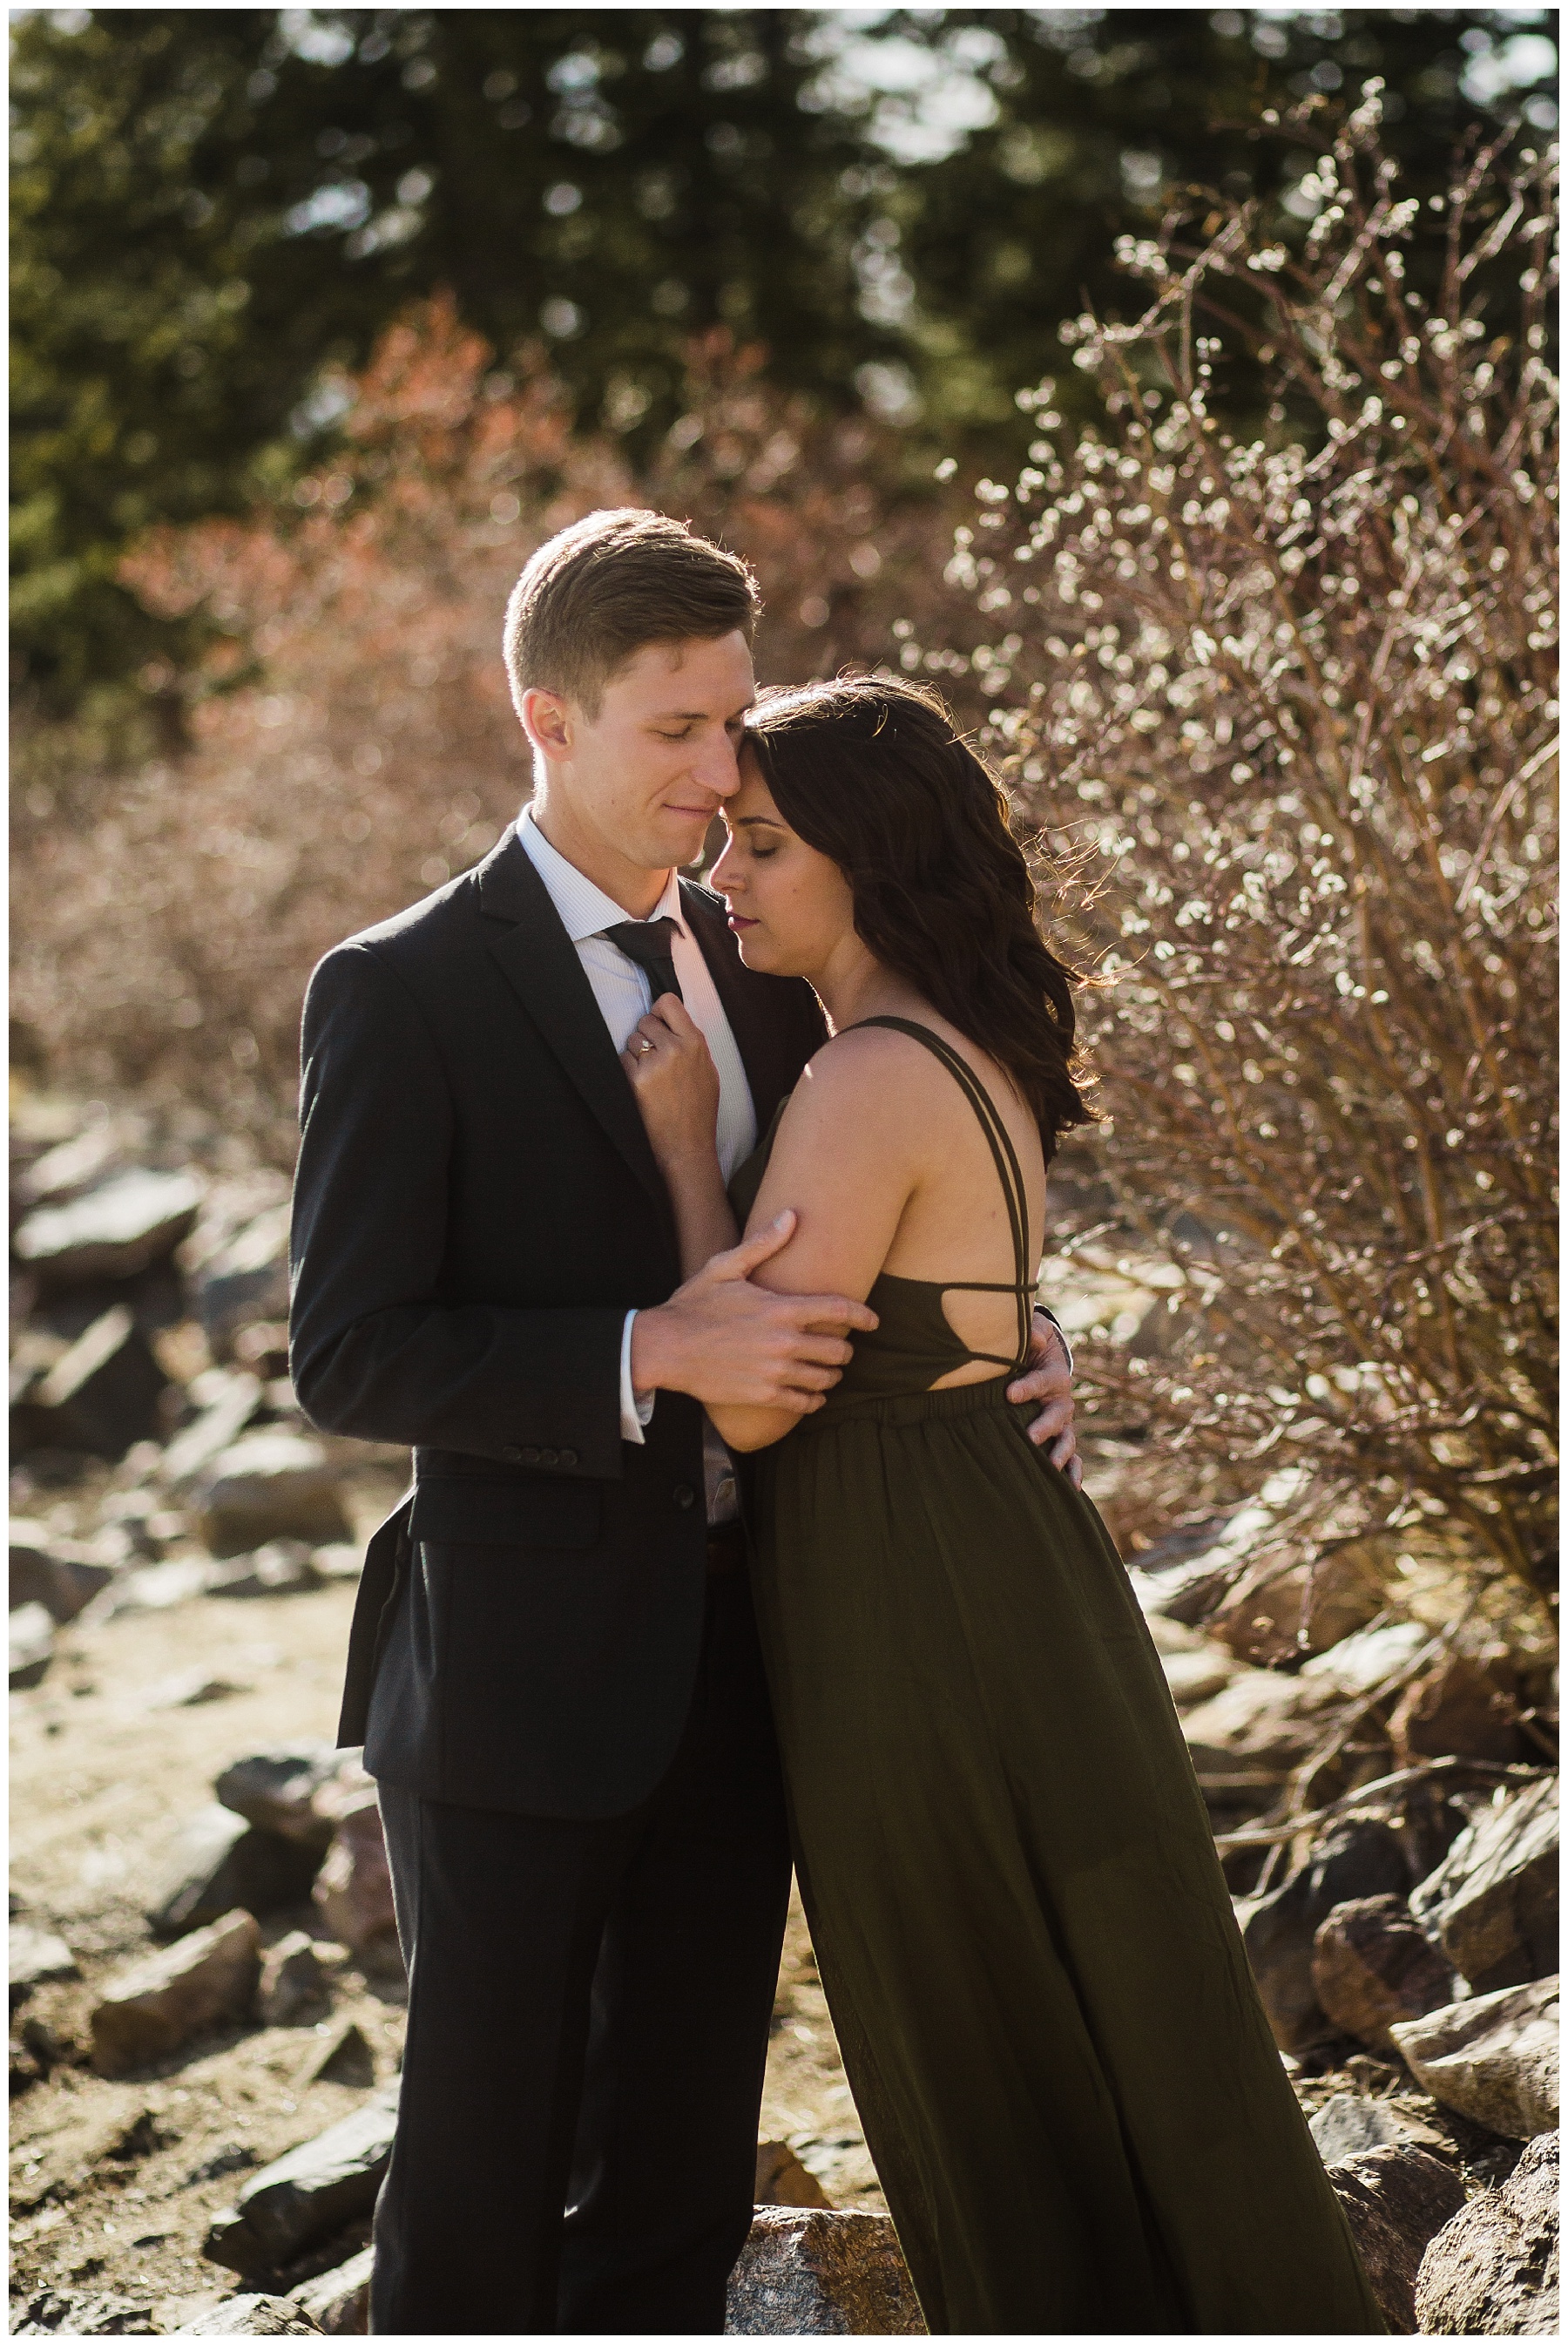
{"left": 520, "top": 686, "right": 573, "bottom": 762}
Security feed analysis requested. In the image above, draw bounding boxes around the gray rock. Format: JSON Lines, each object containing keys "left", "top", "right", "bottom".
{"left": 1240, "top": 1818, "right": 1410, "bottom": 2054}
{"left": 1311, "top": 1893, "right": 1462, "bottom": 2052}
{"left": 13, "top": 1168, "right": 202, "bottom": 1286}
{"left": 1390, "top": 1976, "right": 1558, "bottom": 2140}
{"left": 294, "top": 2017, "right": 375, "bottom": 2090}
{"left": 289, "top": 2247, "right": 373, "bottom": 2334}
{"left": 11, "top": 1304, "right": 171, "bottom": 1460}
{"left": 10, "top": 1600, "right": 55, "bottom": 1689}
{"left": 1309, "top": 2093, "right": 1417, "bottom": 2165}
{"left": 12, "top": 1121, "right": 130, "bottom": 1209}
{"left": 1159, "top": 1645, "right": 1237, "bottom": 1707}
{"left": 146, "top": 1806, "right": 323, "bottom": 1940}
{"left": 160, "top": 1372, "right": 265, "bottom": 1488}
{"left": 193, "top": 1434, "right": 351, "bottom": 1557}
{"left": 312, "top": 1793, "right": 401, "bottom": 1975}
{"left": 1409, "top": 1775, "right": 1558, "bottom": 1993}
{"left": 256, "top": 1933, "right": 334, "bottom": 2028}
{"left": 92, "top": 1908, "right": 261, "bottom": 2077}
{"left": 1416, "top": 2129, "right": 1559, "bottom": 2334}
{"left": 10, "top": 1921, "right": 80, "bottom": 2007}
{"left": 1326, "top": 2144, "right": 1468, "bottom": 2334}
{"left": 172, "top": 2294, "right": 322, "bottom": 2335}
{"left": 725, "top": 2206, "right": 924, "bottom": 2334}
{"left": 193, "top": 1205, "right": 293, "bottom": 1358}
{"left": 1179, "top": 1665, "right": 1340, "bottom": 1778}
{"left": 209, "top": 1541, "right": 323, "bottom": 1600}
{"left": 218, "top": 1747, "right": 348, "bottom": 1850}
{"left": 205, "top": 2081, "right": 401, "bottom": 2275}
{"left": 10, "top": 1519, "right": 116, "bottom": 1622}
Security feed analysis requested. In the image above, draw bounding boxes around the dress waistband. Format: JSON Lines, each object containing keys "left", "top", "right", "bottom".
{"left": 802, "top": 1372, "right": 1026, "bottom": 1433}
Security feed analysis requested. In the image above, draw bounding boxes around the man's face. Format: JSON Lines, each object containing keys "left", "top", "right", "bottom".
{"left": 524, "top": 631, "right": 756, "bottom": 886}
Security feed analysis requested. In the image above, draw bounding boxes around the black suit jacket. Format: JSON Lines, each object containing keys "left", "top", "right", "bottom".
{"left": 289, "top": 825, "right": 827, "bottom": 1819}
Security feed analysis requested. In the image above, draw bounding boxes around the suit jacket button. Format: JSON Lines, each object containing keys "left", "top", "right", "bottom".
{"left": 558, "top": 1447, "right": 578, "bottom": 1468}
{"left": 672, "top": 1483, "right": 697, "bottom": 1510}
{"left": 503, "top": 1444, "right": 524, "bottom": 1462}
{"left": 519, "top": 1444, "right": 541, "bottom": 1466}
{"left": 539, "top": 1446, "right": 559, "bottom": 1467}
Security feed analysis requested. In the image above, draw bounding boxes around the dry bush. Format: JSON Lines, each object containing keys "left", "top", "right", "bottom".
{"left": 10, "top": 297, "right": 947, "bottom": 1157}
{"left": 929, "top": 97, "right": 1557, "bottom": 1623}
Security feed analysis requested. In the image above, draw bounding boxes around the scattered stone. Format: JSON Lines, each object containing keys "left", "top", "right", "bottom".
{"left": 1409, "top": 1776, "right": 1558, "bottom": 1993}
{"left": 1309, "top": 2092, "right": 1422, "bottom": 2165}
{"left": 10, "top": 1600, "right": 55, "bottom": 1689}
{"left": 756, "top": 2139, "right": 835, "bottom": 2209}
{"left": 160, "top": 1371, "right": 265, "bottom": 1488}
{"left": 313, "top": 1792, "right": 400, "bottom": 1974}
{"left": 217, "top": 1746, "right": 355, "bottom": 1850}
{"left": 13, "top": 1168, "right": 202, "bottom": 1286}
{"left": 257, "top": 1932, "right": 335, "bottom": 2028}
{"left": 209, "top": 1541, "right": 324, "bottom": 1600}
{"left": 1159, "top": 1644, "right": 1238, "bottom": 1707}
{"left": 146, "top": 1805, "right": 323, "bottom": 1940}
{"left": 1311, "top": 1893, "right": 1463, "bottom": 2053}
{"left": 172, "top": 2294, "right": 322, "bottom": 2335}
{"left": 1415, "top": 2129, "right": 1558, "bottom": 2335}
{"left": 10, "top": 1304, "right": 172, "bottom": 1460}
{"left": 193, "top": 1205, "right": 294, "bottom": 1358}
{"left": 10, "top": 2286, "right": 159, "bottom": 2334}
{"left": 1299, "top": 1619, "right": 1431, "bottom": 1696}
{"left": 1240, "top": 1818, "right": 1410, "bottom": 2054}
{"left": 193, "top": 1433, "right": 351, "bottom": 1557}
{"left": 10, "top": 1518, "right": 115, "bottom": 1621}
{"left": 294, "top": 2017, "right": 375, "bottom": 2090}
{"left": 309, "top": 1545, "right": 363, "bottom": 1582}
{"left": 1326, "top": 2144, "right": 1469, "bottom": 2334}
{"left": 92, "top": 1907, "right": 261, "bottom": 2076}
{"left": 1390, "top": 1977, "right": 1558, "bottom": 2141}
{"left": 290, "top": 2246, "right": 374, "bottom": 2334}
{"left": 1208, "top": 1549, "right": 1389, "bottom": 1670}
{"left": 13, "top": 1120, "right": 131, "bottom": 1209}
{"left": 1180, "top": 1665, "right": 1339, "bottom": 1780}
{"left": 10, "top": 1920, "right": 80, "bottom": 2006}
{"left": 140, "top": 1669, "right": 249, "bottom": 1711}
{"left": 723, "top": 2206, "right": 923, "bottom": 2335}
{"left": 1390, "top": 1651, "right": 1524, "bottom": 1768}
{"left": 87, "top": 1556, "right": 215, "bottom": 1618}
{"left": 205, "top": 2081, "right": 401, "bottom": 2275}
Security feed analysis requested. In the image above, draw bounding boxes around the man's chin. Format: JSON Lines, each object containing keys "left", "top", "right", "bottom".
{"left": 654, "top": 814, "right": 717, "bottom": 869}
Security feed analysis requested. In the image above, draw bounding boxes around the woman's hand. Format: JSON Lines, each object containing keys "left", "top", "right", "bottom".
{"left": 620, "top": 999, "right": 721, "bottom": 1171}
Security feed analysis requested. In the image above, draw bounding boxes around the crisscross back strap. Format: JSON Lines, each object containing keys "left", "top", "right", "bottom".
{"left": 849, "top": 1016, "right": 1034, "bottom": 1370}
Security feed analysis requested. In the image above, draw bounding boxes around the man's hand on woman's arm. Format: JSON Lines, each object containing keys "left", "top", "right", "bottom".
{"left": 1007, "top": 1312, "right": 1082, "bottom": 1487}
{"left": 630, "top": 1213, "right": 877, "bottom": 1434}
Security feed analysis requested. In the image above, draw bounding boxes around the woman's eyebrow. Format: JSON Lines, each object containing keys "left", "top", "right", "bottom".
{"left": 731, "top": 813, "right": 786, "bottom": 829}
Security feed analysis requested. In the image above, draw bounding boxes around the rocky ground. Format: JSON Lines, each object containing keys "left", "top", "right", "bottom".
{"left": 9, "top": 1091, "right": 1559, "bottom": 2335}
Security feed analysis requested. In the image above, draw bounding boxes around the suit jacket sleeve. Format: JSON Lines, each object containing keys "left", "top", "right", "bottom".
{"left": 289, "top": 940, "right": 625, "bottom": 1477}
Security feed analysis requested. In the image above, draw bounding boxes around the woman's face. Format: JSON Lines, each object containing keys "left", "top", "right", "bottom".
{"left": 708, "top": 753, "right": 856, "bottom": 979}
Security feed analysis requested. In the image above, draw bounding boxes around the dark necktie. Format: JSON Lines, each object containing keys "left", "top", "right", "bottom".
{"left": 601, "top": 917, "right": 684, "bottom": 1005}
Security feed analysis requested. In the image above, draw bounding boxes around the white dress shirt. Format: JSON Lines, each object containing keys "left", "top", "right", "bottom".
{"left": 516, "top": 808, "right": 757, "bottom": 1519}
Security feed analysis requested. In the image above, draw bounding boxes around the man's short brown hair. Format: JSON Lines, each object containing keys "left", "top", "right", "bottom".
{"left": 503, "top": 508, "right": 760, "bottom": 720}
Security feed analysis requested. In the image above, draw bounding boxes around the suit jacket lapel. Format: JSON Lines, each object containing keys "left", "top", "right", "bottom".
{"left": 478, "top": 832, "right": 674, "bottom": 1236}
{"left": 680, "top": 879, "right": 824, "bottom": 1135}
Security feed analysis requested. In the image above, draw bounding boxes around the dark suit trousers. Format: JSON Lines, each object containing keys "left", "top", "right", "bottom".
{"left": 368, "top": 1568, "right": 793, "bottom": 2336}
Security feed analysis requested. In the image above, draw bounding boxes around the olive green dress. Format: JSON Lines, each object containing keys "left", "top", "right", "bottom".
{"left": 732, "top": 1020, "right": 1382, "bottom": 2337}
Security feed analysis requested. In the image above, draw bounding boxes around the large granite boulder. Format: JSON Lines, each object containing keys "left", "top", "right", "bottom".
{"left": 1409, "top": 1775, "right": 1558, "bottom": 1993}
{"left": 1390, "top": 1977, "right": 1558, "bottom": 2141}
{"left": 1415, "top": 2130, "right": 1558, "bottom": 2335}
{"left": 724, "top": 2207, "right": 923, "bottom": 2334}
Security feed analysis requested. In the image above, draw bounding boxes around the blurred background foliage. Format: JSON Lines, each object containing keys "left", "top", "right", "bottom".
{"left": 10, "top": 5, "right": 1558, "bottom": 724}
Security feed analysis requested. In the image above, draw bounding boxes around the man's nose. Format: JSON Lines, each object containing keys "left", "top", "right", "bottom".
{"left": 694, "top": 728, "right": 742, "bottom": 799}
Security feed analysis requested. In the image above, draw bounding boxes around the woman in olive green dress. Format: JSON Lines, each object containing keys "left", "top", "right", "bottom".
{"left": 620, "top": 677, "right": 1382, "bottom": 2336}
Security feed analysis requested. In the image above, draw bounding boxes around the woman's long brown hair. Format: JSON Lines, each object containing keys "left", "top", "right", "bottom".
{"left": 743, "top": 676, "right": 1092, "bottom": 1157}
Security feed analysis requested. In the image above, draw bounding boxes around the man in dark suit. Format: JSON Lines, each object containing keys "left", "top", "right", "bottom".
{"left": 290, "top": 509, "right": 1079, "bottom": 2334}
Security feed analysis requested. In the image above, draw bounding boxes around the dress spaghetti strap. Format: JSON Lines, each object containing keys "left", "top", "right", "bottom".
{"left": 848, "top": 1016, "right": 1034, "bottom": 1372}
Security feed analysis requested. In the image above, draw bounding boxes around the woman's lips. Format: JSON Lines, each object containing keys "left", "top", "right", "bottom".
{"left": 727, "top": 913, "right": 759, "bottom": 932}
